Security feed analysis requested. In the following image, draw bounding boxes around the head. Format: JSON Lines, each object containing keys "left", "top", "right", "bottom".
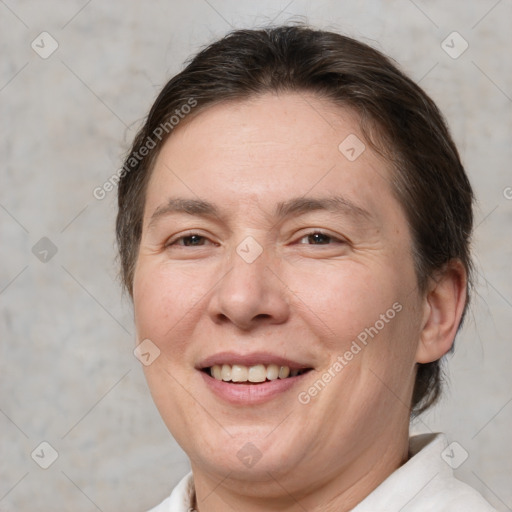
{"left": 117, "top": 25, "right": 472, "bottom": 501}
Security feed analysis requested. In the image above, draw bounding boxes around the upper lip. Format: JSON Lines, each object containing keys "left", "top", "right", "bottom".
{"left": 197, "top": 351, "right": 312, "bottom": 371}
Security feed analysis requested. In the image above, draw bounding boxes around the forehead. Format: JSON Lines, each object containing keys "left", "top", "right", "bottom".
{"left": 145, "top": 92, "right": 397, "bottom": 224}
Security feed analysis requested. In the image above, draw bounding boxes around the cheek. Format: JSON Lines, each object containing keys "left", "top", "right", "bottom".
{"left": 133, "top": 261, "right": 207, "bottom": 347}
{"left": 285, "top": 256, "right": 422, "bottom": 392}
{"left": 132, "top": 262, "right": 207, "bottom": 431}
{"left": 284, "top": 260, "right": 403, "bottom": 346}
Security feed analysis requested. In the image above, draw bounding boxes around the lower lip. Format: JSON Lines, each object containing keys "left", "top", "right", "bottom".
{"left": 199, "top": 371, "right": 310, "bottom": 405}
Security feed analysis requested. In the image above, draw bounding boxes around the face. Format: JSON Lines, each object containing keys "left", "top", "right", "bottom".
{"left": 133, "top": 93, "right": 425, "bottom": 497}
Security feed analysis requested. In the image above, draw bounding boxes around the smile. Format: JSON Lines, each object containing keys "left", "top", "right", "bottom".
{"left": 205, "top": 363, "right": 311, "bottom": 383}
{"left": 197, "top": 352, "right": 314, "bottom": 404}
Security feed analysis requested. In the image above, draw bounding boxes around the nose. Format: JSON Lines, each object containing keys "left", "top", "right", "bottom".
{"left": 207, "top": 245, "right": 290, "bottom": 331}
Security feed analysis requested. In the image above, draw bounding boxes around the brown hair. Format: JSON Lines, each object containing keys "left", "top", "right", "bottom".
{"left": 116, "top": 25, "right": 473, "bottom": 415}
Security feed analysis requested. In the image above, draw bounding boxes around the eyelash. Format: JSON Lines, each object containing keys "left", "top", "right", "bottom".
{"left": 165, "top": 230, "right": 345, "bottom": 247}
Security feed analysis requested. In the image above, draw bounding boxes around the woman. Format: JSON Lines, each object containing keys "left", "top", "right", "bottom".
{"left": 117, "top": 25, "right": 496, "bottom": 511}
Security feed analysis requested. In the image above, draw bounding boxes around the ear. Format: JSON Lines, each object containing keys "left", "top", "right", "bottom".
{"left": 416, "top": 260, "right": 467, "bottom": 364}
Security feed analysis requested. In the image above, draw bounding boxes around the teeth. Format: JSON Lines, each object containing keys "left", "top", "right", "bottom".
{"left": 248, "top": 364, "right": 266, "bottom": 383}
{"left": 209, "top": 364, "right": 305, "bottom": 383}
{"left": 278, "top": 366, "right": 290, "bottom": 379}
{"left": 266, "top": 364, "right": 279, "bottom": 381}
{"left": 231, "top": 364, "right": 248, "bottom": 382}
{"left": 212, "top": 365, "right": 222, "bottom": 380}
{"left": 221, "top": 364, "right": 231, "bottom": 381}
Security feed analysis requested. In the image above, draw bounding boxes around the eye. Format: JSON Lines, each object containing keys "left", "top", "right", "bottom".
{"left": 166, "top": 233, "right": 213, "bottom": 247}
{"left": 297, "top": 231, "right": 344, "bottom": 245}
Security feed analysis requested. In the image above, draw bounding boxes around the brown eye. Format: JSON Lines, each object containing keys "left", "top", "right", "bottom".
{"left": 181, "top": 235, "right": 206, "bottom": 246}
{"left": 168, "top": 234, "right": 210, "bottom": 247}
{"left": 298, "top": 231, "right": 343, "bottom": 245}
{"left": 306, "top": 232, "right": 331, "bottom": 244}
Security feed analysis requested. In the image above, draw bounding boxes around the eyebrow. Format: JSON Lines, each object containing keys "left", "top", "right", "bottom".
{"left": 275, "top": 196, "right": 372, "bottom": 222}
{"left": 148, "top": 198, "right": 221, "bottom": 229}
{"left": 147, "top": 195, "right": 373, "bottom": 229}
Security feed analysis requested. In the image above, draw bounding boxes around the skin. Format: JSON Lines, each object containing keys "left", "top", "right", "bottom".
{"left": 132, "top": 92, "right": 466, "bottom": 512}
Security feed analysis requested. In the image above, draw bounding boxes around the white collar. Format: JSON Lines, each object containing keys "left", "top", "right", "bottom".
{"left": 351, "top": 432, "right": 450, "bottom": 510}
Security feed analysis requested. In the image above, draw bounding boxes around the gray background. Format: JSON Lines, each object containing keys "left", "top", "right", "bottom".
{"left": 1, "top": 1, "right": 511, "bottom": 510}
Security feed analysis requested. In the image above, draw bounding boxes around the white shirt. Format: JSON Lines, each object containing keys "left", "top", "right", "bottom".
{"left": 148, "top": 433, "right": 496, "bottom": 511}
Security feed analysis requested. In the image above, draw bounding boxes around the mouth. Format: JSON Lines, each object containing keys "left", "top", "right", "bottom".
{"left": 202, "top": 363, "right": 312, "bottom": 384}
{"left": 197, "top": 353, "right": 314, "bottom": 404}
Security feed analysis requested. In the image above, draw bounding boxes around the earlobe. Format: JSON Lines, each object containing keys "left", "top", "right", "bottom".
{"left": 415, "top": 261, "right": 467, "bottom": 364}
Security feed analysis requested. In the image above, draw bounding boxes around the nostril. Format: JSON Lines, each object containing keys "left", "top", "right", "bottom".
{"left": 254, "top": 313, "right": 271, "bottom": 320}
{"left": 215, "top": 313, "right": 230, "bottom": 324}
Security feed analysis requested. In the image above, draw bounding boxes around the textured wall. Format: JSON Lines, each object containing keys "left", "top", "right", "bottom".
{"left": 1, "top": 1, "right": 511, "bottom": 510}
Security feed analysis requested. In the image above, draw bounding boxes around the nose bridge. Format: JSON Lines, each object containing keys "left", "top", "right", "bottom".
{"left": 209, "top": 239, "right": 289, "bottom": 328}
